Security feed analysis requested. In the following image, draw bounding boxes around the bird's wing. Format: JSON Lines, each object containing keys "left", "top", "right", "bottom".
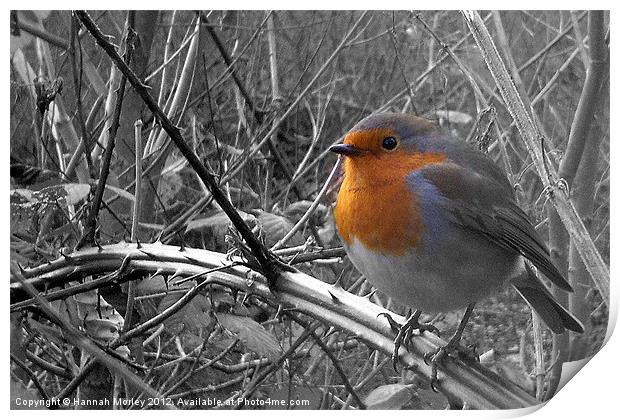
{"left": 417, "top": 161, "right": 572, "bottom": 292}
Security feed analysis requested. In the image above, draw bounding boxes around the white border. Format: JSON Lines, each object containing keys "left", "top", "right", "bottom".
{"left": 3, "top": 6, "right": 617, "bottom": 418}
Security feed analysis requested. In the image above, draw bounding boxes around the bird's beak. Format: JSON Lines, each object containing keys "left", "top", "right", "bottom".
{"left": 329, "top": 144, "right": 364, "bottom": 157}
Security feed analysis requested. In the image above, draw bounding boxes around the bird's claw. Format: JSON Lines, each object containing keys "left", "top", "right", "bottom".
{"left": 420, "top": 303, "right": 478, "bottom": 391}
{"left": 379, "top": 311, "right": 440, "bottom": 372}
{"left": 423, "top": 350, "right": 445, "bottom": 393}
{"left": 423, "top": 342, "right": 479, "bottom": 392}
{"left": 378, "top": 312, "right": 402, "bottom": 332}
{"left": 418, "top": 321, "right": 440, "bottom": 336}
{"left": 379, "top": 312, "right": 439, "bottom": 336}
{"left": 392, "top": 323, "right": 412, "bottom": 372}
{"left": 424, "top": 346, "right": 449, "bottom": 393}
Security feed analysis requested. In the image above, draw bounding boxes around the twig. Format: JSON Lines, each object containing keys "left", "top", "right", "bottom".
{"left": 112, "top": 266, "right": 233, "bottom": 347}
{"left": 570, "top": 11, "right": 589, "bottom": 66}
{"left": 147, "top": 339, "right": 358, "bottom": 373}
{"left": 556, "top": 11, "right": 607, "bottom": 190}
{"left": 78, "top": 23, "right": 134, "bottom": 248}
{"left": 162, "top": 339, "right": 237, "bottom": 397}
{"left": 168, "top": 375, "right": 245, "bottom": 400}
{"left": 289, "top": 313, "right": 366, "bottom": 409}
{"left": 11, "top": 353, "right": 51, "bottom": 403}
{"left": 230, "top": 321, "right": 319, "bottom": 409}
{"left": 390, "top": 17, "right": 415, "bottom": 111}
{"left": 26, "top": 350, "right": 72, "bottom": 379}
{"left": 65, "top": 97, "right": 104, "bottom": 179}
{"left": 144, "top": 15, "right": 200, "bottom": 155}
{"left": 160, "top": 14, "right": 320, "bottom": 239}
{"left": 131, "top": 120, "right": 143, "bottom": 244}
{"left": 546, "top": 11, "right": 608, "bottom": 398}
{"left": 516, "top": 11, "right": 587, "bottom": 74}
{"left": 69, "top": 12, "right": 93, "bottom": 176}
{"left": 54, "top": 359, "right": 97, "bottom": 402}
{"left": 203, "top": 13, "right": 262, "bottom": 120}
{"left": 11, "top": 263, "right": 173, "bottom": 407}
{"left": 76, "top": 10, "right": 284, "bottom": 285}
{"left": 530, "top": 48, "right": 581, "bottom": 107}
{"left": 530, "top": 307, "right": 545, "bottom": 400}
{"left": 11, "top": 15, "right": 69, "bottom": 50}
{"left": 416, "top": 14, "right": 486, "bottom": 111}
{"left": 144, "top": 14, "right": 196, "bottom": 84}
{"left": 462, "top": 10, "right": 609, "bottom": 306}
{"left": 205, "top": 11, "right": 299, "bottom": 199}
{"left": 342, "top": 354, "right": 391, "bottom": 409}
{"left": 266, "top": 12, "right": 282, "bottom": 103}
{"left": 226, "top": 11, "right": 370, "bottom": 183}
{"left": 187, "top": 12, "right": 272, "bottom": 109}
{"left": 271, "top": 160, "right": 340, "bottom": 250}
{"left": 124, "top": 119, "right": 143, "bottom": 344}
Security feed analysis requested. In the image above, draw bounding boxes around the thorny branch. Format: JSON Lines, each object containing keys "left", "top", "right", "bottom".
{"left": 13, "top": 243, "right": 539, "bottom": 409}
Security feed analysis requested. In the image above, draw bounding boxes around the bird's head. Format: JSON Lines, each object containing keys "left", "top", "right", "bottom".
{"left": 330, "top": 113, "right": 448, "bottom": 183}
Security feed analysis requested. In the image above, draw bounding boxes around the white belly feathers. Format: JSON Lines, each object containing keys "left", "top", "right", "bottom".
{"left": 346, "top": 233, "right": 520, "bottom": 313}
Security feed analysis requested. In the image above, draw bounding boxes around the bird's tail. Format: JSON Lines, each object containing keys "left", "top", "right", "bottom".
{"left": 511, "top": 263, "right": 584, "bottom": 334}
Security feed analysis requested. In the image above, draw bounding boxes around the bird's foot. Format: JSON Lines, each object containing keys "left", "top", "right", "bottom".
{"left": 378, "top": 310, "right": 440, "bottom": 371}
{"left": 423, "top": 304, "right": 478, "bottom": 392}
{"left": 423, "top": 338, "right": 479, "bottom": 391}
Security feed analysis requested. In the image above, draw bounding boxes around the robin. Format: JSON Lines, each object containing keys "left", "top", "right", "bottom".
{"left": 330, "top": 112, "right": 583, "bottom": 385}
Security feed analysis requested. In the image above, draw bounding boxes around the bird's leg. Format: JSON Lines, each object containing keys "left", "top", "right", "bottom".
{"left": 424, "top": 303, "right": 477, "bottom": 391}
{"left": 379, "top": 310, "right": 440, "bottom": 371}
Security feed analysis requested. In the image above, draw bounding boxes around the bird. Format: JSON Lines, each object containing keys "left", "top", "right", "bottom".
{"left": 329, "top": 112, "right": 583, "bottom": 386}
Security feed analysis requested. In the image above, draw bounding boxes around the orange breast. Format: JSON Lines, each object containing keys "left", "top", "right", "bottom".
{"left": 334, "top": 150, "right": 446, "bottom": 256}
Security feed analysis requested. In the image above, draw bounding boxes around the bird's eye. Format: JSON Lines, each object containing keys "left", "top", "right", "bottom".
{"left": 382, "top": 136, "right": 398, "bottom": 150}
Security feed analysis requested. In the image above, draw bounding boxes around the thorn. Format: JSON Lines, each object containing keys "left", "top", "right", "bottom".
{"left": 363, "top": 289, "right": 377, "bottom": 300}
{"left": 327, "top": 290, "right": 340, "bottom": 303}
{"left": 136, "top": 239, "right": 142, "bottom": 249}
{"left": 95, "top": 241, "right": 104, "bottom": 252}
{"left": 138, "top": 249, "right": 156, "bottom": 259}
{"left": 17, "top": 263, "right": 26, "bottom": 275}
{"left": 332, "top": 270, "right": 345, "bottom": 289}
{"left": 183, "top": 255, "right": 201, "bottom": 265}
{"left": 59, "top": 250, "right": 73, "bottom": 261}
{"left": 152, "top": 268, "right": 165, "bottom": 278}
{"left": 154, "top": 230, "right": 164, "bottom": 243}
{"left": 324, "top": 326, "right": 337, "bottom": 337}
{"left": 273, "top": 304, "right": 283, "bottom": 320}
{"left": 168, "top": 269, "right": 183, "bottom": 283}
{"left": 116, "top": 255, "right": 132, "bottom": 275}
